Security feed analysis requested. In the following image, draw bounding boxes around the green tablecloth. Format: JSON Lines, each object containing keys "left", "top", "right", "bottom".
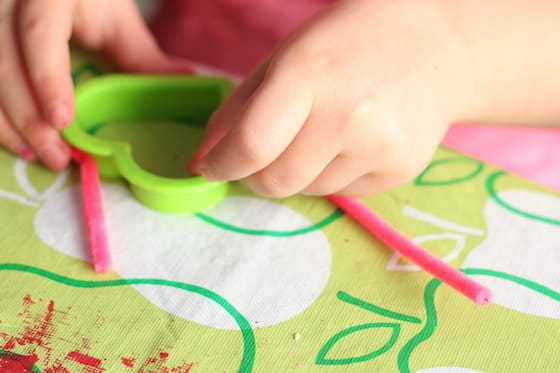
{"left": 0, "top": 51, "right": 559, "bottom": 373}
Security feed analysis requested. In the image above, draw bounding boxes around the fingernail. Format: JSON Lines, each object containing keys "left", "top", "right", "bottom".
{"left": 48, "top": 102, "right": 70, "bottom": 129}
{"left": 39, "top": 144, "right": 68, "bottom": 170}
{"left": 19, "top": 147, "right": 35, "bottom": 161}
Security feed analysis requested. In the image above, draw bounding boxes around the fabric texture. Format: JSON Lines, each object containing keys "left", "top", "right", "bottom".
{"left": 0, "top": 51, "right": 559, "bottom": 372}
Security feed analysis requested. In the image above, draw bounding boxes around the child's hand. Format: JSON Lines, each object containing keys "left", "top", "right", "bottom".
{"left": 0, "top": 0, "right": 191, "bottom": 170}
{"left": 190, "top": 0, "right": 474, "bottom": 197}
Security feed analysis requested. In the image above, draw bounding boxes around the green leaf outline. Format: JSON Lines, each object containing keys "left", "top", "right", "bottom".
{"left": 316, "top": 322, "right": 400, "bottom": 365}
{"left": 486, "top": 171, "right": 560, "bottom": 225}
{"left": 415, "top": 158, "right": 484, "bottom": 186}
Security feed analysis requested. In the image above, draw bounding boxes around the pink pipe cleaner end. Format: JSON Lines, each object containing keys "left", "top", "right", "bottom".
{"left": 71, "top": 148, "right": 112, "bottom": 273}
{"left": 326, "top": 195, "right": 493, "bottom": 306}
{"left": 475, "top": 287, "right": 493, "bottom": 306}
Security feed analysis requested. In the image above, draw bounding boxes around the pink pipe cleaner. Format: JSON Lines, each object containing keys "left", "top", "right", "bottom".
{"left": 327, "top": 195, "right": 492, "bottom": 305}
{"left": 71, "top": 148, "right": 112, "bottom": 273}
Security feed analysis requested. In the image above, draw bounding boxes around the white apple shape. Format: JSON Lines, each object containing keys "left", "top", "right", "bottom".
{"left": 463, "top": 189, "right": 560, "bottom": 319}
{"left": 34, "top": 183, "right": 332, "bottom": 330}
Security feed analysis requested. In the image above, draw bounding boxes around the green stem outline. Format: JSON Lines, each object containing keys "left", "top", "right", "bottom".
{"left": 337, "top": 291, "right": 421, "bottom": 324}
{"left": 463, "top": 268, "right": 560, "bottom": 301}
{"left": 398, "top": 268, "right": 560, "bottom": 373}
{"left": 397, "top": 278, "right": 441, "bottom": 373}
{"left": 195, "top": 208, "right": 343, "bottom": 237}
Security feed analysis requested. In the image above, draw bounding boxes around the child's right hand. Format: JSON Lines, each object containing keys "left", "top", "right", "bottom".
{"left": 0, "top": 0, "right": 191, "bottom": 170}
{"left": 190, "top": 0, "right": 560, "bottom": 198}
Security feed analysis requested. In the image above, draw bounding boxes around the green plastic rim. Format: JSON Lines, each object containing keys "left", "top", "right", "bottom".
{"left": 63, "top": 75, "right": 234, "bottom": 213}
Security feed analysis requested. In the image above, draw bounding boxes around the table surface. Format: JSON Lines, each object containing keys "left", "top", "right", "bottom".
{"left": 0, "top": 51, "right": 559, "bottom": 373}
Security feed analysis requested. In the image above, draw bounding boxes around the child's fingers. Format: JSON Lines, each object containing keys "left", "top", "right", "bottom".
{"left": 242, "top": 114, "right": 340, "bottom": 198}
{"left": 334, "top": 173, "right": 392, "bottom": 197}
{"left": 299, "top": 155, "right": 371, "bottom": 196}
{"left": 301, "top": 137, "right": 419, "bottom": 196}
{"left": 16, "top": 0, "right": 75, "bottom": 130}
{"left": 307, "top": 161, "right": 406, "bottom": 197}
{"left": 0, "top": 2, "right": 29, "bottom": 157}
{"left": 17, "top": 120, "right": 71, "bottom": 170}
{"left": 0, "top": 108, "right": 33, "bottom": 159}
{"left": 198, "top": 63, "right": 313, "bottom": 181}
{"left": 0, "top": 15, "right": 69, "bottom": 170}
{"left": 189, "top": 59, "right": 269, "bottom": 174}
{"left": 102, "top": 0, "right": 193, "bottom": 74}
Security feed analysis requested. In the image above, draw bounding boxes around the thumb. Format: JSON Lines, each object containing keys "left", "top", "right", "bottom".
{"left": 101, "top": 1, "right": 193, "bottom": 75}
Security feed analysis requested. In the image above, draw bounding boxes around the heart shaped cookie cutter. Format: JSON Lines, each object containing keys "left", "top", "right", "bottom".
{"left": 63, "top": 75, "right": 234, "bottom": 213}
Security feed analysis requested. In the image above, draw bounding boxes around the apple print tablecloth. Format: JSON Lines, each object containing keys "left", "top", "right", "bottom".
{"left": 1, "top": 51, "right": 560, "bottom": 373}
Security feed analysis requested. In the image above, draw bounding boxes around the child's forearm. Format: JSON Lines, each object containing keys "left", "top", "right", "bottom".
{"left": 441, "top": 0, "right": 560, "bottom": 126}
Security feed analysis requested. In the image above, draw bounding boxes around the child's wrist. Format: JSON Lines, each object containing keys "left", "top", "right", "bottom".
{"left": 418, "top": 0, "right": 478, "bottom": 124}
{"left": 432, "top": 0, "right": 484, "bottom": 124}
{"left": 434, "top": 0, "right": 560, "bottom": 126}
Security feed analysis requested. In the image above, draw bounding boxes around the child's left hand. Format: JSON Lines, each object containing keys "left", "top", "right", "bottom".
{"left": 189, "top": 0, "right": 474, "bottom": 197}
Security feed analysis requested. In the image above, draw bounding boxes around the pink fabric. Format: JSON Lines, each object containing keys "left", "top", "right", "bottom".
{"left": 443, "top": 125, "right": 560, "bottom": 191}
{"left": 151, "top": 1, "right": 559, "bottom": 192}
{"left": 151, "top": 0, "right": 334, "bottom": 75}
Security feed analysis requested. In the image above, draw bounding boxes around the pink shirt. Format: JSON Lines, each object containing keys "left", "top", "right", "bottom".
{"left": 150, "top": 0, "right": 560, "bottom": 192}
{"left": 151, "top": 0, "right": 334, "bottom": 75}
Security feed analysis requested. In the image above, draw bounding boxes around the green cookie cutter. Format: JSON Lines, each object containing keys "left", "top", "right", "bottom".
{"left": 63, "top": 75, "right": 234, "bottom": 213}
